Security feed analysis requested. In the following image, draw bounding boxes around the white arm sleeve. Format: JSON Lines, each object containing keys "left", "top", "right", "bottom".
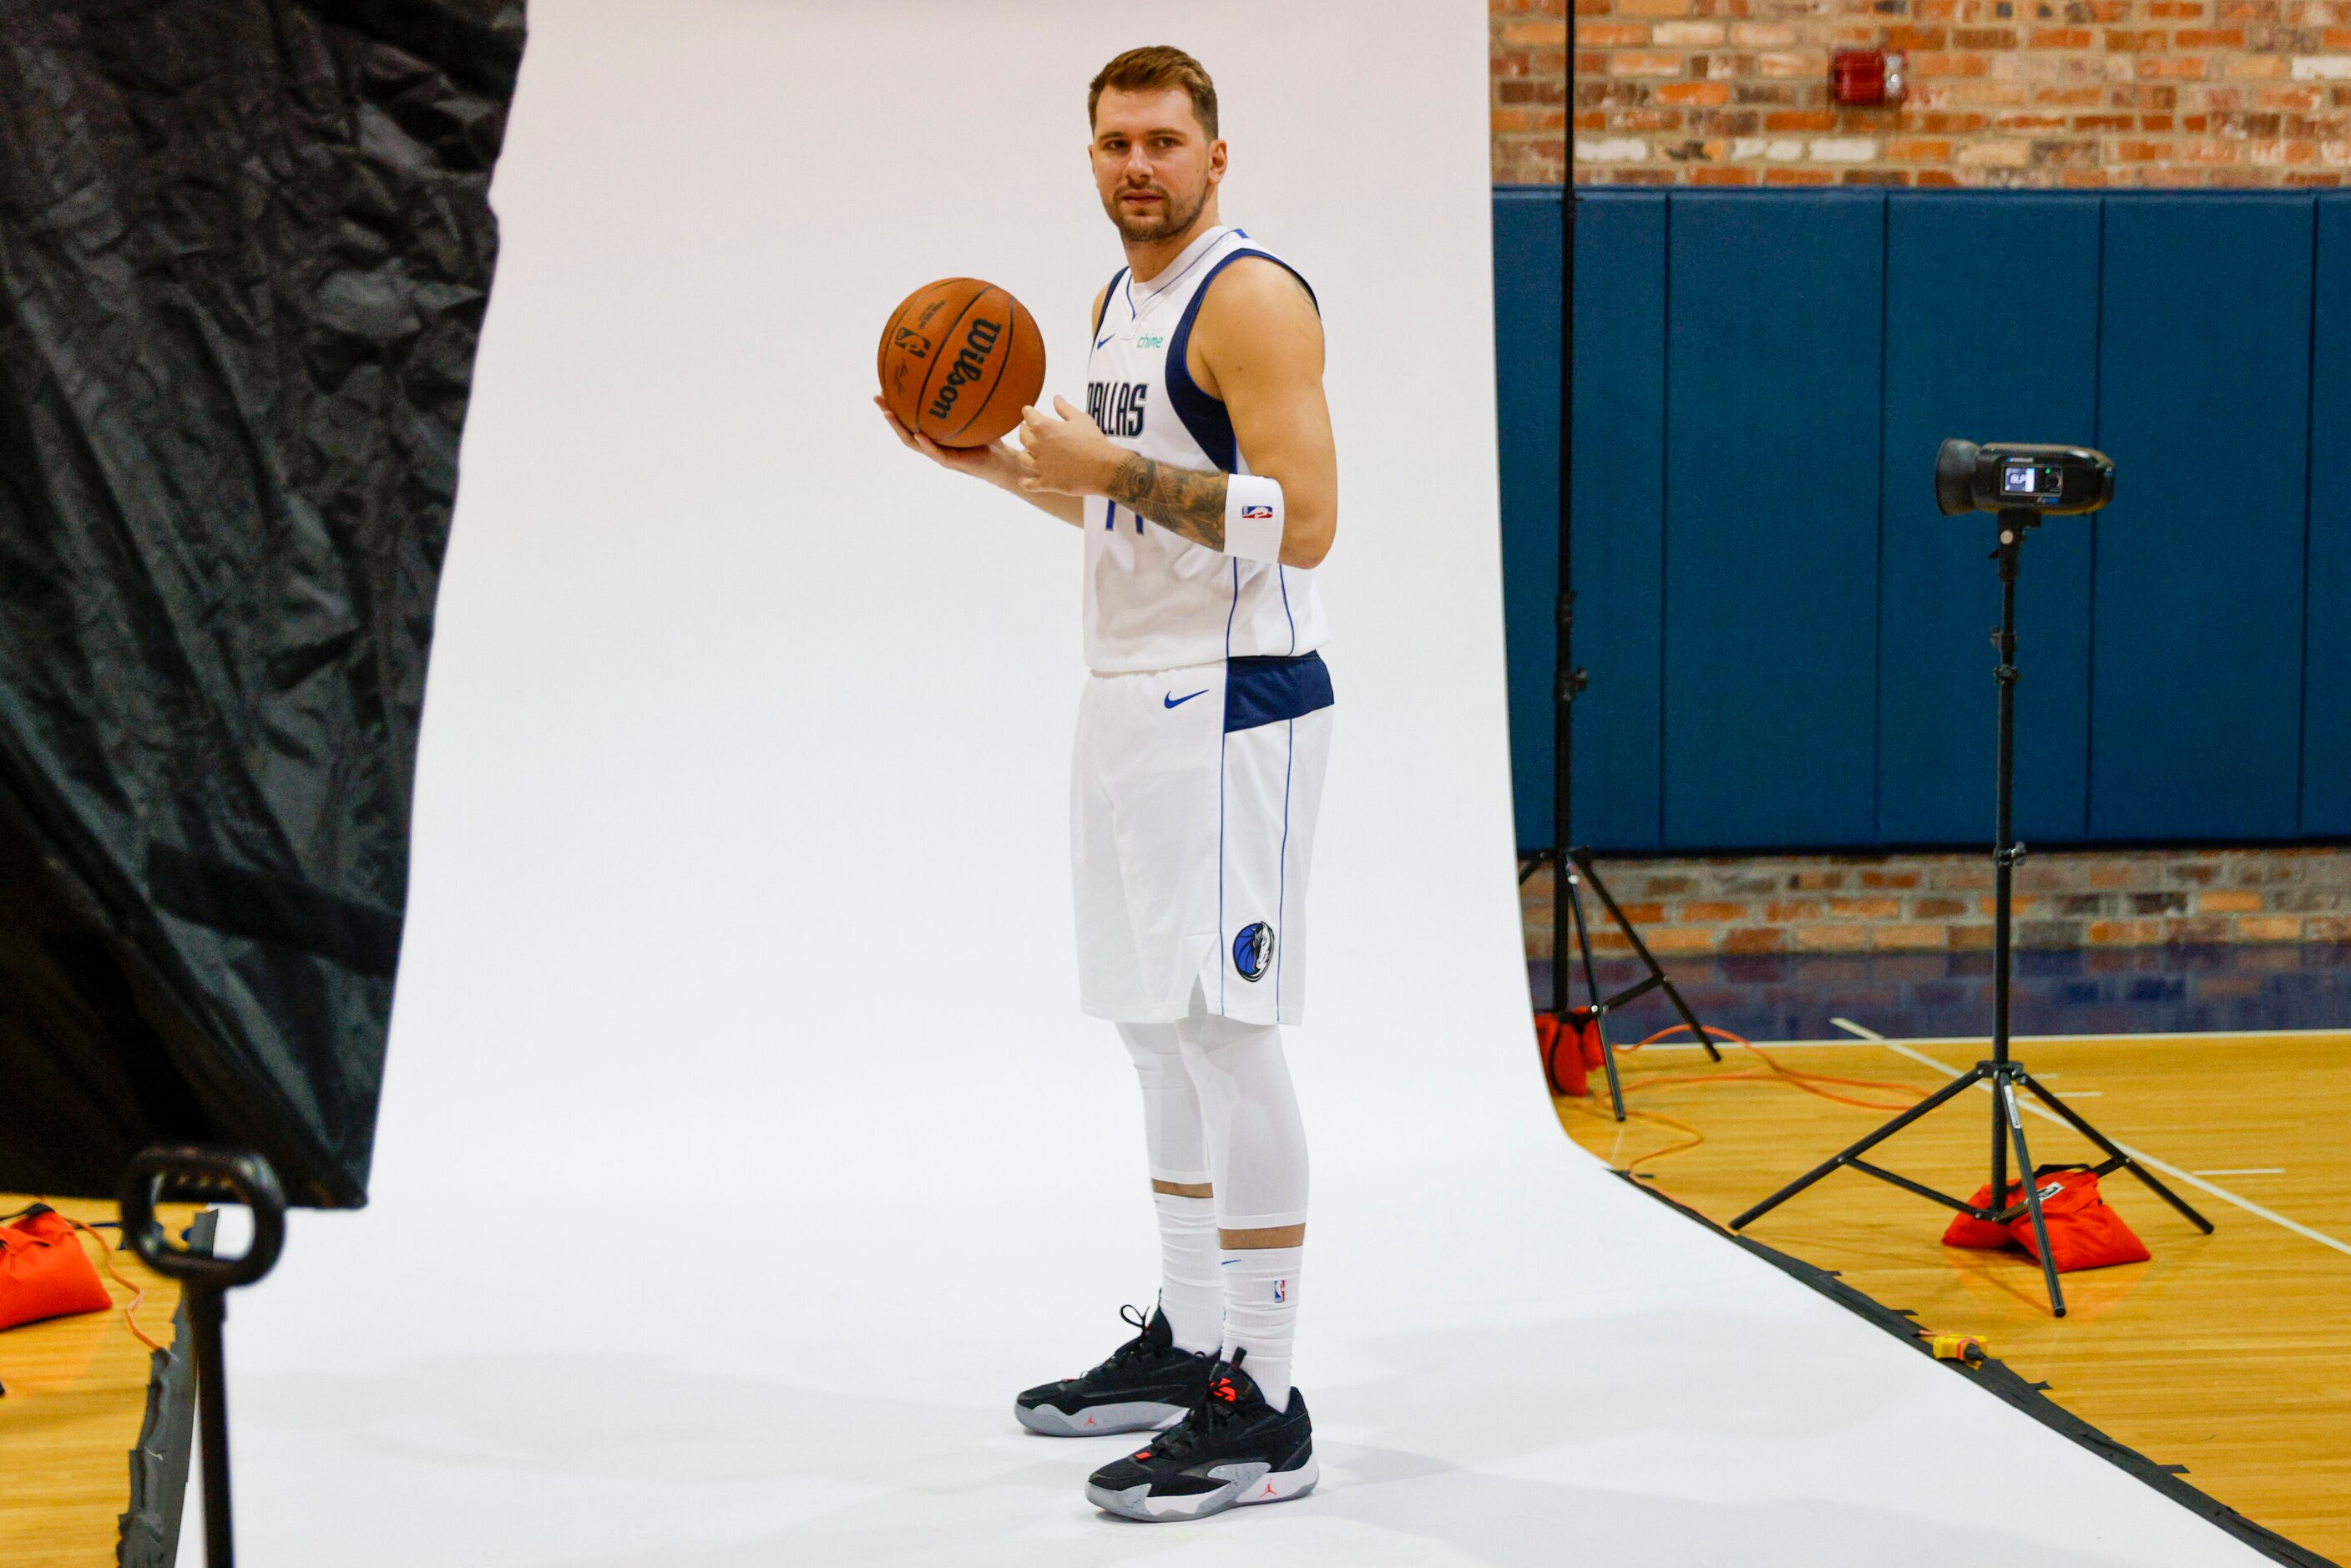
{"left": 1222, "top": 473, "right": 1286, "bottom": 564}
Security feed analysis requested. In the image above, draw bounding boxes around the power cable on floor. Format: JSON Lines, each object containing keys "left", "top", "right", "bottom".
{"left": 1561, "top": 1024, "right": 1932, "bottom": 1177}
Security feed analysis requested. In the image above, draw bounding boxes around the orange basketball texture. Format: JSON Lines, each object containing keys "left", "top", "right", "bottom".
{"left": 876, "top": 279, "right": 1045, "bottom": 448}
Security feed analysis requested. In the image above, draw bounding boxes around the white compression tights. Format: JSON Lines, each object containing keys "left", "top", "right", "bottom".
{"left": 1118, "top": 995, "right": 1308, "bottom": 1403}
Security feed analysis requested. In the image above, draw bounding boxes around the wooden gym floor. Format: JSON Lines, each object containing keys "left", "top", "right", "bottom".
{"left": 0, "top": 1196, "right": 194, "bottom": 1568}
{"left": 1557, "top": 1026, "right": 2351, "bottom": 1563}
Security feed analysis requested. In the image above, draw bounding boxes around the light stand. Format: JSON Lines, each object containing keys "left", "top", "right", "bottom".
{"left": 1539, "top": 38, "right": 1720, "bottom": 1124}
{"left": 1554, "top": 848, "right": 1725, "bottom": 1120}
{"left": 120, "top": 1147, "right": 287, "bottom": 1567}
{"left": 1728, "top": 505, "right": 2212, "bottom": 1315}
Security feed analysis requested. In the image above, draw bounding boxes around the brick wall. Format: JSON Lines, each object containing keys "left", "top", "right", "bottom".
{"left": 1520, "top": 847, "right": 2351, "bottom": 955}
{"left": 1492, "top": 0, "right": 2351, "bottom": 186}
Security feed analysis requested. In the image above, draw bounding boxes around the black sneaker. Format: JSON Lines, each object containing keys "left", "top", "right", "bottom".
{"left": 1014, "top": 1303, "right": 1215, "bottom": 1437}
{"left": 1084, "top": 1351, "right": 1317, "bottom": 1521}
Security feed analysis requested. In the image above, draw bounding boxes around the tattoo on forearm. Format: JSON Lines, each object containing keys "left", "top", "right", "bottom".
{"left": 1105, "top": 453, "right": 1227, "bottom": 552}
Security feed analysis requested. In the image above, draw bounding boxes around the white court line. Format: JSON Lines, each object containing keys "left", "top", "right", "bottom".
{"left": 1899, "top": 1026, "right": 2350, "bottom": 1045}
{"left": 1828, "top": 1017, "right": 2351, "bottom": 1261}
{"left": 2194, "top": 1168, "right": 2287, "bottom": 1177}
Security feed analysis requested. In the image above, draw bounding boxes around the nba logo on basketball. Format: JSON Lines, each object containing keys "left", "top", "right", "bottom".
{"left": 1241, "top": 503, "right": 1274, "bottom": 519}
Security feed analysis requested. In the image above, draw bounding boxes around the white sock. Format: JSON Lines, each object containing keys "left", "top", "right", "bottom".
{"left": 1220, "top": 1245, "right": 1302, "bottom": 1408}
{"left": 1153, "top": 1193, "right": 1223, "bottom": 1354}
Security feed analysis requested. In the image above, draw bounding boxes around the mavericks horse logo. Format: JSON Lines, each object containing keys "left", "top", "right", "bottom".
{"left": 1232, "top": 922, "right": 1275, "bottom": 982}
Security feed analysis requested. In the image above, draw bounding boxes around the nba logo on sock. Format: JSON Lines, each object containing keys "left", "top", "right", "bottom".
{"left": 1273, "top": 1278, "right": 1287, "bottom": 1302}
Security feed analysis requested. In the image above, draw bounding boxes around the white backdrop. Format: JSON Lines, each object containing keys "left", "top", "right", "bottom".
{"left": 189, "top": 3, "right": 2268, "bottom": 1562}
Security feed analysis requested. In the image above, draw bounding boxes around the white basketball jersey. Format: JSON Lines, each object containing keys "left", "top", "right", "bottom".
{"left": 1081, "top": 225, "right": 1329, "bottom": 674}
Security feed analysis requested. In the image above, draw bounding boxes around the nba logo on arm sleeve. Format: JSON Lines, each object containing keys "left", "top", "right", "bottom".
{"left": 1241, "top": 503, "right": 1273, "bottom": 520}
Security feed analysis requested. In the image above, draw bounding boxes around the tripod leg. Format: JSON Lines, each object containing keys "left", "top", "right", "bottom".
{"left": 1573, "top": 848, "right": 1722, "bottom": 1063}
{"left": 1731, "top": 1065, "right": 1988, "bottom": 1231}
{"left": 1566, "top": 875, "right": 1626, "bottom": 1121}
{"left": 188, "top": 1287, "right": 235, "bottom": 1566}
{"left": 2000, "top": 1078, "right": 2067, "bottom": 1318}
{"left": 2020, "top": 1073, "right": 2214, "bottom": 1234}
{"left": 1655, "top": 975, "right": 1725, "bottom": 1065}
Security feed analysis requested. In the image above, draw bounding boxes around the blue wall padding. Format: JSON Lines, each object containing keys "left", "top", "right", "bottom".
{"left": 1491, "top": 190, "right": 1565, "bottom": 854}
{"left": 1493, "top": 187, "right": 2346, "bottom": 853}
{"left": 1878, "top": 193, "right": 2101, "bottom": 847}
{"left": 2091, "top": 196, "right": 2313, "bottom": 841}
{"left": 1663, "top": 194, "right": 1884, "bottom": 848}
{"left": 1568, "top": 193, "right": 1670, "bottom": 851}
{"left": 2305, "top": 195, "right": 2351, "bottom": 837}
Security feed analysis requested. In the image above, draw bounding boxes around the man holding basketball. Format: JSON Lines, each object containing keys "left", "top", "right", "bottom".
{"left": 876, "top": 44, "right": 1333, "bottom": 1523}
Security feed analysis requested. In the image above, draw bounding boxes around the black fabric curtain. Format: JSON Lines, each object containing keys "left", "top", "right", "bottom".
{"left": 0, "top": 0, "right": 523, "bottom": 1206}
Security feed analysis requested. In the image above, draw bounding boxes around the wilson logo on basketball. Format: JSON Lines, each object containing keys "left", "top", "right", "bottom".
{"left": 926, "top": 316, "right": 1003, "bottom": 422}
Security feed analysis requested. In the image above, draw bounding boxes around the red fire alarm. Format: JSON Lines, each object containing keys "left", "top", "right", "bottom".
{"left": 1831, "top": 48, "right": 1907, "bottom": 107}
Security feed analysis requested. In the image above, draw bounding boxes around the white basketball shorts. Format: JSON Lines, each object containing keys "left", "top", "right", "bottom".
{"left": 1070, "top": 653, "right": 1334, "bottom": 1027}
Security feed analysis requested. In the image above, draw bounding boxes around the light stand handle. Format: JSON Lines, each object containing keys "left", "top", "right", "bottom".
{"left": 119, "top": 1147, "right": 288, "bottom": 1568}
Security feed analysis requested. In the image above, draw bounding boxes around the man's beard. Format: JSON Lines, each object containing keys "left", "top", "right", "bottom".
{"left": 1106, "top": 178, "right": 1209, "bottom": 243}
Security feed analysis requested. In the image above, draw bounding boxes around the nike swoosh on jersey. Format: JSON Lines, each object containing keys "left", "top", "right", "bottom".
{"left": 1165, "top": 690, "right": 1209, "bottom": 709}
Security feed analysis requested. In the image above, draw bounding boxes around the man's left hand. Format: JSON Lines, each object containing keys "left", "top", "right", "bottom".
{"left": 1015, "top": 396, "right": 1120, "bottom": 498}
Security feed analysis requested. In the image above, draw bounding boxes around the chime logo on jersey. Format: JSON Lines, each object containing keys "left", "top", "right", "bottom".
{"left": 1087, "top": 380, "right": 1149, "bottom": 438}
{"left": 1233, "top": 922, "right": 1275, "bottom": 981}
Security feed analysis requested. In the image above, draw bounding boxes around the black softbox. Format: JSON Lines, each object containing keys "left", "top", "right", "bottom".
{"left": 0, "top": 0, "right": 523, "bottom": 1207}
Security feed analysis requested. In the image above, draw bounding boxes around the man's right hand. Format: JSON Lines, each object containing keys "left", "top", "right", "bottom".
{"left": 873, "top": 395, "right": 1085, "bottom": 528}
{"left": 874, "top": 396, "right": 1014, "bottom": 486}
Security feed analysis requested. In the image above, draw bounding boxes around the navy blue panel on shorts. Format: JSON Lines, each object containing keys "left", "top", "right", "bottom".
{"left": 1224, "top": 652, "right": 1334, "bottom": 734}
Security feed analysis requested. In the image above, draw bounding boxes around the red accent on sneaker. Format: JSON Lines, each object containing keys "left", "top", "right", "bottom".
{"left": 1211, "top": 1378, "right": 1237, "bottom": 1403}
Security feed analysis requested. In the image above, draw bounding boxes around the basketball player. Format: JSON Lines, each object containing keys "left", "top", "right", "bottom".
{"left": 875, "top": 46, "right": 1332, "bottom": 1522}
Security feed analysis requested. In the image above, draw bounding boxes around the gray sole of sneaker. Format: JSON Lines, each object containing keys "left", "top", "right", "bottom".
{"left": 1014, "top": 1399, "right": 1188, "bottom": 1437}
{"left": 1085, "top": 1456, "right": 1320, "bottom": 1521}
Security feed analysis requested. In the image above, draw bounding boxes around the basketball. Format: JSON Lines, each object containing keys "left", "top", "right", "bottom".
{"left": 876, "top": 278, "right": 1045, "bottom": 448}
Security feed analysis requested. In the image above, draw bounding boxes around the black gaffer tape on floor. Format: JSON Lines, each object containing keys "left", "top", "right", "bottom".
{"left": 1618, "top": 1176, "right": 2340, "bottom": 1568}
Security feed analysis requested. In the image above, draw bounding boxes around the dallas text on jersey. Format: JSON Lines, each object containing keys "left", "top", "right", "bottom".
{"left": 1087, "top": 380, "right": 1148, "bottom": 438}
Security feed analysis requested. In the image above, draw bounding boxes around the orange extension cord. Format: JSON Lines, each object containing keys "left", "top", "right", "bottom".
{"left": 54, "top": 1211, "right": 164, "bottom": 1354}
{"left": 1563, "top": 1024, "right": 1933, "bottom": 1178}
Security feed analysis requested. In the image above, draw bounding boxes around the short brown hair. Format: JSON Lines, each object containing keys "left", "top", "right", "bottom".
{"left": 1088, "top": 46, "right": 1218, "bottom": 141}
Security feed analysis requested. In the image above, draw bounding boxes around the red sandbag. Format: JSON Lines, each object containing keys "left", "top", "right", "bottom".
{"left": 0, "top": 1206, "right": 111, "bottom": 1331}
{"left": 2009, "top": 1169, "right": 2150, "bottom": 1272}
{"left": 1534, "top": 1009, "right": 1602, "bottom": 1099}
{"left": 1938, "top": 1169, "right": 2149, "bottom": 1272}
{"left": 1940, "top": 1187, "right": 2016, "bottom": 1251}
{"left": 1575, "top": 1009, "right": 1605, "bottom": 1070}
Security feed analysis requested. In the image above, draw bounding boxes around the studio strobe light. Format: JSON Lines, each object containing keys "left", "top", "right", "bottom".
{"left": 1731, "top": 438, "right": 2210, "bottom": 1317}
{"left": 1934, "top": 438, "right": 2114, "bottom": 518}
